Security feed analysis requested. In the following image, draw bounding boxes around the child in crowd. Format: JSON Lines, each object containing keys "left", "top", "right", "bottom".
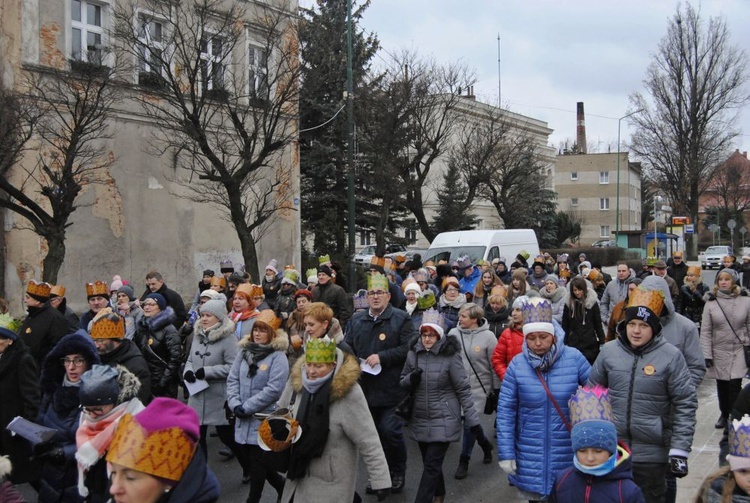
{"left": 695, "top": 415, "right": 750, "bottom": 503}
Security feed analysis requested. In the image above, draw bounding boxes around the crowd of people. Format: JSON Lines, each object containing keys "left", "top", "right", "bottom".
{"left": 0, "top": 249, "right": 749, "bottom": 502}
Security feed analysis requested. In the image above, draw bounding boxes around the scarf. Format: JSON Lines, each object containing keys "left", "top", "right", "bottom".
{"left": 405, "top": 301, "right": 418, "bottom": 316}
{"left": 572, "top": 296, "right": 586, "bottom": 323}
{"left": 242, "top": 343, "right": 275, "bottom": 377}
{"left": 287, "top": 376, "right": 332, "bottom": 480}
{"left": 64, "top": 375, "right": 82, "bottom": 387}
{"left": 301, "top": 364, "right": 335, "bottom": 394}
{"left": 231, "top": 309, "right": 258, "bottom": 323}
{"left": 439, "top": 293, "right": 467, "bottom": 310}
{"left": 76, "top": 399, "right": 145, "bottom": 497}
{"left": 527, "top": 343, "right": 558, "bottom": 373}
{"left": 574, "top": 451, "right": 617, "bottom": 476}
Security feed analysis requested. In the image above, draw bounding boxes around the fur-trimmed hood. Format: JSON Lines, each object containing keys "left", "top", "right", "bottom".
{"left": 0, "top": 454, "right": 11, "bottom": 480}
{"left": 139, "top": 306, "right": 176, "bottom": 332}
{"left": 238, "top": 329, "right": 290, "bottom": 353}
{"left": 565, "top": 282, "right": 598, "bottom": 310}
{"left": 540, "top": 284, "right": 567, "bottom": 304}
{"left": 289, "top": 348, "right": 361, "bottom": 402}
{"left": 114, "top": 365, "right": 141, "bottom": 405}
{"left": 40, "top": 332, "right": 101, "bottom": 394}
{"left": 194, "top": 316, "right": 236, "bottom": 344}
{"left": 705, "top": 284, "right": 746, "bottom": 301}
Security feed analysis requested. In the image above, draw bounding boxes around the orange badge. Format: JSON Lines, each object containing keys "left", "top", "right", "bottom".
{"left": 474, "top": 346, "right": 481, "bottom": 353}
{"left": 379, "top": 333, "right": 386, "bottom": 341}
{"left": 25, "top": 327, "right": 31, "bottom": 334}
{"left": 260, "top": 364, "right": 268, "bottom": 371}
{"left": 644, "top": 365, "right": 656, "bottom": 376}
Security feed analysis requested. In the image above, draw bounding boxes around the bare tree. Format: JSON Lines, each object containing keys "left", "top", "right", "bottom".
{"left": 113, "top": 0, "right": 299, "bottom": 280}
{"left": 629, "top": 3, "right": 749, "bottom": 257}
{"left": 706, "top": 152, "right": 750, "bottom": 223}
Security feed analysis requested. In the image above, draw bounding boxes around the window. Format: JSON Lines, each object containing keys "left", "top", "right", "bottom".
{"left": 359, "top": 230, "right": 371, "bottom": 246}
{"left": 248, "top": 44, "right": 268, "bottom": 100}
{"left": 404, "top": 227, "right": 417, "bottom": 244}
{"left": 600, "top": 225, "right": 610, "bottom": 238}
{"left": 137, "top": 14, "right": 165, "bottom": 84}
{"left": 71, "top": 0, "right": 105, "bottom": 63}
{"left": 200, "top": 35, "right": 225, "bottom": 93}
{"left": 570, "top": 172, "right": 578, "bottom": 180}
{"left": 571, "top": 198, "right": 578, "bottom": 206}
{"left": 600, "top": 198, "right": 610, "bottom": 210}
{"left": 599, "top": 171, "right": 609, "bottom": 184}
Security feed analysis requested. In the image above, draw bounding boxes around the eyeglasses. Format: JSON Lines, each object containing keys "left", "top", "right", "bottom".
{"left": 451, "top": 267, "right": 459, "bottom": 271}
{"left": 142, "top": 301, "right": 158, "bottom": 307}
{"left": 445, "top": 287, "right": 459, "bottom": 293}
{"left": 82, "top": 405, "right": 107, "bottom": 416}
{"left": 420, "top": 332, "right": 439, "bottom": 339}
{"left": 367, "top": 291, "right": 388, "bottom": 297}
{"left": 61, "top": 357, "right": 86, "bottom": 367}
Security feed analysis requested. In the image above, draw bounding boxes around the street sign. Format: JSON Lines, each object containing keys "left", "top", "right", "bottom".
{"left": 685, "top": 224, "right": 694, "bottom": 234}
{"left": 728, "top": 219, "right": 737, "bottom": 230}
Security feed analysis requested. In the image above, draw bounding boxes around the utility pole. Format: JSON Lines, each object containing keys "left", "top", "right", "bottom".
{"left": 346, "top": 0, "right": 356, "bottom": 293}
{"left": 497, "top": 34, "right": 501, "bottom": 106}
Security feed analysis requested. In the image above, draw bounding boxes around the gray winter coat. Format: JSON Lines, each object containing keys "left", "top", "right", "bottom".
{"left": 700, "top": 285, "right": 750, "bottom": 380}
{"left": 448, "top": 319, "right": 500, "bottom": 406}
{"left": 599, "top": 269, "right": 633, "bottom": 324}
{"left": 400, "top": 335, "right": 480, "bottom": 443}
{"left": 185, "top": 317, "right": 238, "bottom": 425}
{"left": 226, "top": 333, "right": 289, "bottom": 445}
{"left": 540, "top": 285, "right": 567, "bottom": 325}
{"left": 641, "top": 276, "right": 706, "bottom": 388}
{"left": 588, "top": 332, "right": 697, "bottom": 463}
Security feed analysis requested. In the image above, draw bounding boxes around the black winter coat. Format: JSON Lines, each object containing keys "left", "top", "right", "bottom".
{"left": 100, "top": 339, "right": 152, "bottom": 404}
{"left": 54, "top": 298, "right": 79, "bottom": 334}
{"left": 484, "top": 305, "right": 510, "bottom": 338}
{"left": 139, "top": 283, "right": 187, "bottom": 328}
{"left": 0, "top": 340, "right": 40, "bottom": 484}
{"left": 262, "top": 276, "right": 283, "bottom": 309}
{"left": 313, "top": 282, "right": 352, "bottom": 326}
{"left": 562, "top": 290, "right": 605, "bottom": 365}
{"left": 680, "top": 282, "right": 710, "bottom": 323}
{"left": 20, "top": 304, "right": 67, "bottom": 369}
{"left": 667, "top": 262, "right": 689, "bottom": 290}
{"left": 137, "top": 307, "right": 182, "bottom": 398}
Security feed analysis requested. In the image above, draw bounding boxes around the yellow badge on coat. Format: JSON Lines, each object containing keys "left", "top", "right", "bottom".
{"left": 25, "top": 327, "right": 31, "bottom": 334}
{"left": 378, "top": 333, "right": 386, "bottom": 341}
{"left": 260, "top": 364, "right": 268, "bottom": 371}
{"left": 474, "top": 346, "right": 481, "bottom": 353}
{"left": 643, "top": 364, "right": 656, "bottom": 376}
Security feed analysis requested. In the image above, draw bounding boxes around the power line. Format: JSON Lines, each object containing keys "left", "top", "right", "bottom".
{"left": 299, "top": 104, "right": 346, "bottom": 133}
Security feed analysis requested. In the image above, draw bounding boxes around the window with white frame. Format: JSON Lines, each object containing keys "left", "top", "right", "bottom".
{"left": 600, "top": 225, "right": 610, "bottom": 238}
{"left": 599, "top": 171, "right": 609, "bottom": 184}
{"left": 248, "top": 44, "right": 268, "bottom": 100}
{"left": 137, "top": 14, "right": 165, "bottom": 82}
{"left": 571, "top": 197, "right": 578, "bottom": 206}
{"left": 600, "top": 198, "right": 610, "bottom": 210}
{"left": 359, "top": 230, "right": 371, "bottom": 246}
{"left": 570, "top": 172, "right": 578, "bottom": 180}
{"left": 200, "top": 35, "right": 225, "bottom": 93}
{"left": 71, "top": 0, "right": 105, "bottom": 63}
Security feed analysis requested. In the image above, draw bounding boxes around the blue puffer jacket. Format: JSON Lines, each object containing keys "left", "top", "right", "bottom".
{"left": 497, "top": 329, "right": 590, "bottom": 498}
{"left": 459, "top": 267, "right": 482, "bottom": 295}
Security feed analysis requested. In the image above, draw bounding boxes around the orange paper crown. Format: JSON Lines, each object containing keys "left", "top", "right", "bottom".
{"left": 210, "top": 276, "right": 227, "bottom": 288}
{"left": 370, "top": 255, "right": 386, "bottom": 269}
{"left": 26, "top": 280, "right": 51, "bottom": 299}
{"left": 90, "top": 314, "right": 126, "bottom": 340}
{"left": 49, "top": 285, "right": 66, "bottom": 298}
{"left": 441, "top": 276, "right": 459, "bottom": 290}
{"left": 490, "top": 285, "right": 507, "bottom": 298}
{"left": 255, "top": 309, "right": 281, "bottom": 332}
{"left": 86, "top": 281, "right": 109, "bottom": 298}
{"left": 106, "top": 413, "right": 196, "bottom": 482}
{"left": 627, "top": 287, "right": 665, "bottom": 316}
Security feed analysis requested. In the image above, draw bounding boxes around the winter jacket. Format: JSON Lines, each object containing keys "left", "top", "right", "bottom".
{"left": 99, "top": 338, "right": 152, "bottom": 404}
{"left": 527, "top": 270, "right": 548, "bottom": 291}
{"left": 667, "top": 261, "right": 689, "bottom": 289}
{"left": 0, "top": 339, "right": 40, "bottom": 484}
{"left": 459, "top": 267, "right": 482, "bottom": 295}
{"left": 160, "top": 446, "right": 220, "bottom": 503}
{"left": 680, "top": 281, "right": 710, "bottom": 323}
{"left": 599, "top": 271, "right": 633, "bottom": 324}
{"left": 136, "top": 307, "right": 182, "bottom": 398}
{"left": 261, "top": 275, "right": 283, "bottom": 309}
{"left": 562, "top": 288, "right": 605, "bottom": 365}
{"left": 401, "top": 335, "right": 481, "bottom": 443}
{"left": 660, "top": 273, "right": 682, "bottom": 313}
{"left": 497, "top": 329, "right": 591, "bottom": 498}
{"left": 742, "top": 262, "right": 750, "bottom": 291}
{"left": 701, "top": 474, "right": 750, "bottom": 503}
{"left": 139, "top": 283, "right": 187, "bottom": 327}
{"left": 540, "top": 285, "right": 568, "bottom": 325}
{"left": 344, "top": 304, "right": 417, "bottom": 408}
{"left": 230, "top": 309, "right": 259, "bottom": 341}
{"left": 701, "top": 286, "right": 750, "bottom": 381}
{"left": 54, "top": 298, "right": 80, "bottom": 334}
{"left": 492, "top": 325, "right": 524, "bottom": 381}
{"left": 449, "top": 319, "right": 500, "bottom": 405}
{"left": 274, "top": 287, "right": 297, "bottom": 321}
{"left": 20, "top": 303, "right": 68, "bottom": 370}
{"left": 437, "top": 294, "right": 466, "bottom": 331}
{"left": 588, "top": 329, "right": 697, "bottom": 464}
{"left": 185, "top": 317, "right": 238, "bottom": 425}
{"left": 641, "top": 276, "right": 706, "bottom": 389}
{"left": 312, "top": 281, "right": 352, "bottom": 326}
{"left": 484, "top": 305, "right": 510, "bottom": 338}
{"left": 278, "top": 349, "right": 390, "bottom": 503}
{"left": 226, "top": 333, "right": 289, "bottom": 445}
{"left": 118, "top": 302, "right": 144, "bottom": 341}
{"left": 550, "top": 444, "right": 645, "bottom": 503}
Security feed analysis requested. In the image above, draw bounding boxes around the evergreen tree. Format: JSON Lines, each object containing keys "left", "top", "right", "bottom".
{"left": 432, "top": 162, "right": 478, "bottom": 233}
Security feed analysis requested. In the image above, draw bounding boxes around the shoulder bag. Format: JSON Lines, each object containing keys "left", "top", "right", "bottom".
{"left": 713, "top": 297, "right": 750, "bottom": 368}
{"left": 395, "top": 353, "right": 420, "bottom": 423}
{"left": 535, "top": 368, "right": 572, "bottom": 432}
{"left": 460, "top": 334, "right": 498, "bottom": 415}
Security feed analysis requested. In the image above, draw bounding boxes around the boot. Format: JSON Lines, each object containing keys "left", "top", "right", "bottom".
{"left": 479, "top": 438, "right": 493, "bottom": 464}
{"left": 715, "top": 415, "right": 728, "bottom": 429}
{"left": 454, "top": 455, "right": 470, "bottom": 479}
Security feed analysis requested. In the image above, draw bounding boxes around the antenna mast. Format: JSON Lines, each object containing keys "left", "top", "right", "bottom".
{"left": 497, "top": 34, "right": 502, "bottom": 107}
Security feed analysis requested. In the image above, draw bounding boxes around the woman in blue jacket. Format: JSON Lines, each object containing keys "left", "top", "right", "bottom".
{"left": 497, "top": 298, "right": 591, "bottom": 501}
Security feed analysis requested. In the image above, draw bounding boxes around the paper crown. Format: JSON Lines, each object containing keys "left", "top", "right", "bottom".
{"left": 210, "top": 276, "right": 227, "bottom": 288}
{"left": 219, "top": 259, "right": 234, "bottom": 271}
{"left": 367, "top": 273, "right": 389, "bottom": 292}
{"left": 518, "top": 250, "right": 530, "bottom": 260}
{"left": 421, "top": 308, "right": 446, "bottom": 330}
{"left": 236, "top": 283, "right": 262, "bottom": 299}
{"left": 26, "top": 280, "right": 51, "bottom": 299}
{"left": 257, "top": 410, "right": 301, "bottom": 452}
{"left": 441, "top": 276, "right": 459, "bottom": 290}
{"left": 106, "top": 413, "right": 196, "bottom": 482}
{"left": 318, "top": 254, "right": 331, "bottom": 265}
{"left": 49, "top": 285, "right": 66, "bottom": 298}
{"left": 370, "top": 255, "right": 386, "bottom": 269}
{"left": 417, "top": 291, "right": 436, "bottom": 310}
{"left": 86, "top": 281, "right": 109, "bottom": 298}
{"left": 533, "top": 255, "right": 546, "bottom": 265}
{"left": 729, "top": 415, "right": 750, "bottom": 459}
{"left": 352, "top": 289, "right": 369, "bottom": 310}
{"left": 490, "top": 285, "right": 507, "bottom": 298}
{"left": 282, "top": 269, "right": 300, "bottom": 284}
{"left": 306, "top": 335, "right": 336, "bottom": 363}
{"left": 306, "top": 268, "right": 318, "bottom": 280}
{"left": 284, "top": 264, "right": 295, "bottom": 270}
{"left": 254, "top": 309, "right": 281, "bottom": 332}
{"left": 627, "top": 286, "right": 665, "bottom": 316}
{"left": 393, "top": 254, "right": 406, "bottom": 264}
{"left": 557, "top": 253, "right": 569, "bottom": 262}
{"left": 90, "top": 312, "right": 126, "bottom": 340}
{"left": 569, "top": 385, "right": 613, "bottom": 426}
{"left": 521, "top": 297, "right": 554, "bottom": 336}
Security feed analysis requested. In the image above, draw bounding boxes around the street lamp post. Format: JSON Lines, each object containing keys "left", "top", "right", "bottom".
{"left": 654, "top": 195, "right": 663, "bottom": 259}
{"left": 615, "top": 110, "right": 642, "bottom": 245}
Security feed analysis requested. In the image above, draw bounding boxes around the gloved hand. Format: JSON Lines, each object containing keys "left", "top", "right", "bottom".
{"left": 705, "top": 359, "right": 713, "bottom": 368}
{"left": 183, "top": 370, "right": 196, "bottom": 383}
{"left": 669, "top": 456, "right": 688, "bottom": 478}
{"left": 374, "top": 487, "right": 391, "bottom": 501}
{"left": 498, "top": 459, "right": 516, "bottom": 475}
{"left": 469, "top": 424, "right": 484, "bottom": 438}
{"left": 180, "top": 323, "right": 193, "bottom": 336}
{"left": 195, "top": 368, "right": 205, "bottom": 380}
{"left": 234, "top": 406, "right": 249, "bottom": 418}
{"left": 36, "top": 445, "right": 65, "bottom": 465}
{"left": 408, "top": 367, "right": 423, "bottom": 386}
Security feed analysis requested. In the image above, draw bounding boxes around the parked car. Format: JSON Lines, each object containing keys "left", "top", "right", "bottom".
{"left": 353, "top": 243, "right": 407, "bottom": 265}
{"left": 386, "top": 247, "right": 428, "bottom": 263}
{"left": 591, "top": 239, "right": 617, "bottom": 248}
{"left": 701, "top": 245, "right": 733, "bottom": 270}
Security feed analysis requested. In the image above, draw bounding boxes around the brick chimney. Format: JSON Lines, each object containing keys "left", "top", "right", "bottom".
{"left": 576, "top": 102, "right": 587, "bottom": 154}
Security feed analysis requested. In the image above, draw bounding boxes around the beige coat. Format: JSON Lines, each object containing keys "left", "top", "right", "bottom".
{"left": 700, "top": 287, "right": 750, "bottom": 380}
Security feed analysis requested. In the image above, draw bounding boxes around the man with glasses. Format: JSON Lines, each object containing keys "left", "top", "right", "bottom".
{"left": 344, "top": 273, "right": 417, "bottom": 494}
{"left": 80, "top": 280, "right": 111, "bottom": 331}
{"left": 19, "top": 280, "right": 67, "bottom": 369}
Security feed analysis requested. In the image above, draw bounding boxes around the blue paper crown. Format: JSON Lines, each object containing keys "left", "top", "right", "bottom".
{"left": 729, "top": 415, "right": 750, "bottom": 458}
{"left": 569, "top": 385, "right": 613, "bottom": 426}
{"left": 352, "top": 289, "right": 369, "bottom": 310}
{"left": 521, "top": 297, "right": 553, "bottom": 325}
{"left": 421, "top": 308, "right": 445, "bottom": 330}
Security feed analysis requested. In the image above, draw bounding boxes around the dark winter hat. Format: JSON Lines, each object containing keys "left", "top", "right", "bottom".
{"left": 117, "top": 285, "right": 136, "bottom": 302}
{"left": 293, "top": 289, "right": 313, "bottom": 301}
{"left": 623, "top": 287, "right": 665, "bottom": 336}
{"left": 317, "top": 264, "right": 334, "bottom": 277}
{"left": 202, "top": 269, "right": 215, "bottom": 277}
{"left": 80, "top": 364, "right": 120, "bottom": 406}
{"left": 145, "top": 293, "right": 166, "bottom": 311}
{"left": 220, "top": 260, "right": 234, "bottom": 273}
{"left": 571, "top": 420, "right": 618, "bottom": 454}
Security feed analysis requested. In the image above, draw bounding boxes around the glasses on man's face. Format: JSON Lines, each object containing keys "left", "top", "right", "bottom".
{"left": 367, "top": 291, "right": 387, "bottom": 297}
{"left": 82, "top": 405, "right": 107, "bottom": 416}
{"left": 61, "top": 357, "right": 86, "bottom": 367}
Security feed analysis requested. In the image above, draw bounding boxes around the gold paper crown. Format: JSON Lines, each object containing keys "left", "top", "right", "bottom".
{"left": 258, "top": 413, "right": 300, "bottom": 452}
{"left": 627, "top": 287, "right": 665, "bottom": 316}
{"left": 521, "top": 297, "right": 553, "bottom": 324}
{"left": 318, "top": 254, "right": 331, "bottom": 265}
{"left": 490, "top": 285, "right": 507, "bottom": 298}
{"left": 284, "top": 264, "right": 296, "bottom": 270}
{"left": 367, "top": 273, "right": 389, "bottom": 292}
{"left": 393, "top": 254, "right": 406, "bottom": 264}
{"left": 370, "top": 255, "right": 386, "bottom": 269}
{"left": 729, "top": 415, "right": 750, "bottom": 458}
{"left": 90, "top": 313, "right": 126, "bottom": 339}
{"left": 86, "top": 281, "right": 109, "bottom": 298}
{"left": 306, "top": 335, "right": 336, "bottom": 363}
{"left": 49, "top": 285, "right": 66, "bottom": 298}
{"left": 106, "top": 413, "right": 196, "bottom": 482}
{"left": 236, "top": 283, "right": 262, "bottom": 299}
{"left": 26, "top": 280, "right": 51, "bottom": 299}
{"left": 441, "top": 276, "right": 459, "bottom": 290}
{"left": 569, "top": 385, "right": 613, "bottom": 426}
{"left": 255, "top": 309, "right": 281, "bottom": 332}
{"left": 210, "top": 276, "right": 227, "bottom": 288}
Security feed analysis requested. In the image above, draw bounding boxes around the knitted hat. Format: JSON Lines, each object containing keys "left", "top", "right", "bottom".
{"left": 0, "top": 313, "right": 20, "bottom": 341}
{"left": 317, "top": 264, "right": 333, "bottom": 277}
{"left": 420, "top": 308, "right": 446, "bottom": 338}
{"left": 456, "top": 255, "right": 472, "bottom": 271}
{"left": 90, "top": 312, "right": 126, "bottom": 340}
{"left": 521, "top": 297, "right": 554, "bottom": 336}
{"left": 716, "top": 268, "right": 740, "bottom": 285}
{"left": 404, "top": 282, "right": 422, "bottom": 296}
{"left": 728, "top": 415, "right": 750, "bottom": 471}
{"left": 106, "top": 398, "right": 199, "bottom": 482}
{"left": 569, "top": 385, "right": 617, "bottom": 454}
{"left": 202, "top": 269, "right": 215, "bottom": 277}
{"left": 86, "top": 281, "right": 109, "bottom": 300}
{"left": 306, "top": 335, "right": 336, "bottom": 363}
{"left": 294, "top": 289, "right": 313, "bottom": 301}
{"left": 26, "top": 280, "right": 51, "bottom": 302}
{"left": 623, "top": 287, "right": 665, "bottom": 335}
{"left": 49, "top": 285, "right": 66, "bottom": 298}
{"left": 281, "top": 269, "right": 300, "bottom": 286}
{"left": 80, "top": 365, "right": 120, "bottom": 406}
{"left": 110, "top": 275, "right": 124, "bottom": 293}
{"left": 545, "top": 274, "right": 559, "bottom": 286}
{"left": 511, "top": 268, "right": 527, "bottom": 282}
{"left": 117, "top": 285, "right": 136, "bottom": 302}
{"left": 199, "top": 288, "right": 220, "bottom": 300}
{"left": 145, "top": 293, "right": 166, "bottom": 311}
{"left": 512, "top": 295, "right": 529, "bottom": 310}
{"left": 265, "top": 259, "right": 279, "bottom": 275}
{"left": 200, "top": 298, "right": 227, "bottom": 321}
{"left": 219, "top": 260, "right": 234, "bottom": 273}
{"left": 579, "top": 253, "right": 586, "bottom": 259}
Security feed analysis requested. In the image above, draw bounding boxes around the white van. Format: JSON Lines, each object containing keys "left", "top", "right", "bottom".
{"left": 424, "top": 229, "right": 540, "bottom": 264}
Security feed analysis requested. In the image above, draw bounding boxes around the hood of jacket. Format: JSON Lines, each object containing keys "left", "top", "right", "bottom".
{"left": 114, "top": 365, "right": 142, "bottom": 404}
{"left": 521, "top": 320, "right": 566, "bottom": 368}
{"left": 289, "top": 348, "right": 361, "bottom": 402}
{"left": 640, "top": 276, "right": 673, "bottom": 319}
{"left": 237, "top": 329, "right": 290, "bottom": 353}
{"left": 40, "top": 332, "right": 101, "bottom": 394}
{"left": 141, "top": 306, "right": 177, "bottom": 332}
{"left": 158, "top": 444, "right": 220, "bottom": 503}
{"left": 411, "top": 332, "right": 461, "bottom": 357}
{"left": 565, "top": 283, "right": 598, "bottom": 310}
{"left": 540, "top": 285, "right": 567, "bottom": 304}
{"left": 453, "top": 318, "right": 491, "bottom": 337}
{"left": 194, "top": 316, "right": 235, "bottom": 344}
{"left": 327, "top": 317, "right": 345, "bottom": 344}
{"left": 705, "top": 284, "right": 745, "bottom": 301}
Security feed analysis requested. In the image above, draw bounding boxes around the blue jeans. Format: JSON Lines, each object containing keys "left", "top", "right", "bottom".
{"left": 370, "top": 405, "right": 407, "bottom": 474}
{"left": 460, "top": 422, "right": 489, "bottom": 458}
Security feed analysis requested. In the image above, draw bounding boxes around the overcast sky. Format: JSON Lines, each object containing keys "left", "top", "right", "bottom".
{"left": 302, "top": 0, "right": 750, "bottom": 155}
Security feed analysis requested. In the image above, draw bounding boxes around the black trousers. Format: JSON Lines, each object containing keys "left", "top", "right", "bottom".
{"left": 237, "top": 443, "right": 285, "bottom": 503}
{"left": 415, "top": 442, "right": 449, "bottom": 503}
{"left": 717, "top": 378, "right": 743, "bottom": 418}
{"left": 632, "top": 462, "right": 667, "bottom": 503}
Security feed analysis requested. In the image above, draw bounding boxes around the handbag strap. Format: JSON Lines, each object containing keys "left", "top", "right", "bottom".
{"left": 459, "top": 332, "right": 487, "bottom": 395}
{"left": 535, "top": 368, "right": 572, "bottom": 432}
{"left": 714, "top": 297, "right": 747, "bottom": 346}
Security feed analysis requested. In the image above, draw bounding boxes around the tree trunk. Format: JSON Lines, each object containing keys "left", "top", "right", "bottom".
{"left": 237, "top": 228, "right": 260, "bottom": 284}
{"left": 42, "top": 231, "right": 66, "bottom": 284}
{"left": 406, "top": 187, "right": 435, "bottom": 243}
